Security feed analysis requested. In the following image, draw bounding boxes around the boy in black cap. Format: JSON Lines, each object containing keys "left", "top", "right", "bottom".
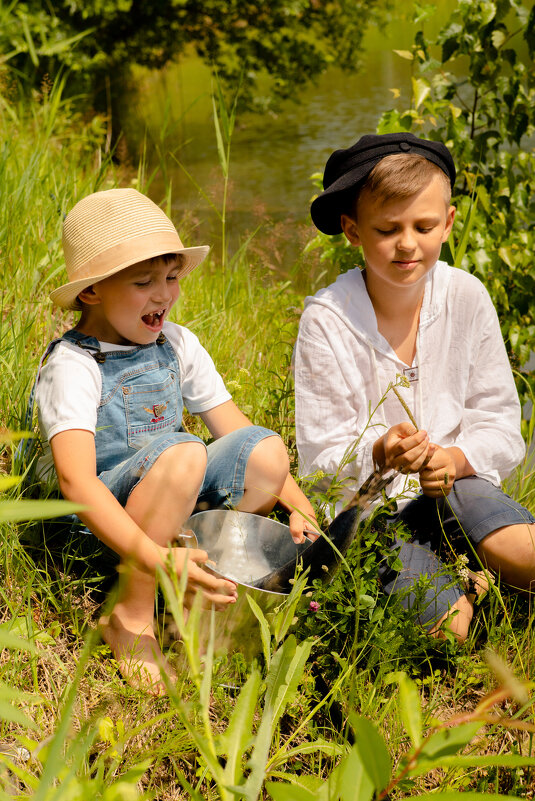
{"left": 294, "top": 132, "right": 535, "bottom": 641}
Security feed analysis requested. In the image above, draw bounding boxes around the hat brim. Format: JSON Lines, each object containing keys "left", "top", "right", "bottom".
{"left": 311, "top": 166, "right": 371, "bottom": 235}
{"left": 50, "top": 245, "right": 210, "bottom": 310}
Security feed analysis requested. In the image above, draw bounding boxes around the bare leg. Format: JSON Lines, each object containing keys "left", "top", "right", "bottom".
{"left": 100, "top": 441, "right": 207, "bottom": 694}
{"left": 476, "top": 522, "right": 535, "bottom": 591}
{"left": 236, "top": 435, "right": 289, "bottom": 515}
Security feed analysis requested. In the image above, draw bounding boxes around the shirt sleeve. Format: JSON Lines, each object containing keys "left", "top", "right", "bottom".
{"left": 164, "top": 323, "right": 232, "bottom": 413}
{"left": 453, "top": 284, "right": 525, "bottom": 481}
{"left": 36, "top": 342, "right": 101, "bottom": 441}
{"left": 294, "top": 307, "right": 380, "bottom": 494}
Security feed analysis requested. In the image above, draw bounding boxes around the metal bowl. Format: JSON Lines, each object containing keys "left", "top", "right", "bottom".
{"left": 184, "top": 509, "right": 312, "bottom": 661}
{"left": 186, "top": 509, "right": 312, "bottom": 588}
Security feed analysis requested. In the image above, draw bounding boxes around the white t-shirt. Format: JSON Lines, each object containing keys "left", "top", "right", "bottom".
{"left": 294, "top": 261, "right": 525, "bottom": 510}
{"left": 36, "top": 321, "right": 231, "bottom": 479}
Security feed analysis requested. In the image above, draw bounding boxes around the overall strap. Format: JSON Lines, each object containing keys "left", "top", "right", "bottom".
{"left": 17, "top": 330, "right": 171, "bottom": 468}
{"left": 64, "top": 330, "right": 169, "bottom": 363}
{"left": 61, "top": 329, "right": 106, "bottom": 363}
{"left": 16, "top": 330, "right": 102, "bottom": 467}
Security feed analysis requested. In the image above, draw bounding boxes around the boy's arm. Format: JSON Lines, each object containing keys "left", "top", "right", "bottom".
{"left": 199, "top": 400, "right": 320, "bottom": 542}
{"left": 198, "top": 399, "right": 252, "bottom": 438}
{"left": 50, "top": 429, "right": 236, "bottom": 603}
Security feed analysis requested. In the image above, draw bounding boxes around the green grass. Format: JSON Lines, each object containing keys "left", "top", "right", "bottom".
{"left": 1, "top": 79, "right": 535, "bottom": 800}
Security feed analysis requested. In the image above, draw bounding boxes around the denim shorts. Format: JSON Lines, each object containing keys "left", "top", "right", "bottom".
{"left": 49, "top": 425, "right": 278, "bottom": 569}
{"left": 379, "top": 476, "right": 535, "bottom": 628}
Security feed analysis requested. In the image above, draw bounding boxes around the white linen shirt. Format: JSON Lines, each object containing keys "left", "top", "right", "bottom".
{"left": 36, "top": 321, "right": 231, "bottom": 480}
{"left": 294, "top": 261, "right": 525, "bottom": 509}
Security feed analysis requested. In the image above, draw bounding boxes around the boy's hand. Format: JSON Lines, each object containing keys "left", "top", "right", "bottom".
{"left": 168, "top": 547, "right": 238, "bottom": 610}
{"left": 377, "top": 422, "right": 433, "bottom": 474}
{"left": 419, "top": 446, "right": 456, "bottom": 497}
{"left": 288, "top": 509, "right": 321, "bottom": 544}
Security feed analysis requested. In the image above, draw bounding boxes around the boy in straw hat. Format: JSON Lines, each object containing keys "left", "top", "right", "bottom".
{"left": 294, "top": 132, "right": 535, "bottom": 642}
{"left": 35, "top": 188, "right": 318, "bottom": 694}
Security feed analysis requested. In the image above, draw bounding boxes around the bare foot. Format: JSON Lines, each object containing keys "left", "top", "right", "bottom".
{"left": 429, "top": 569, "right": 492, "bottom": 642}
{"left": 465, "top": 569, "right": 492, "bottom": 602}
{"left": 99, "top": 612, "right": 176, "bottom": 696}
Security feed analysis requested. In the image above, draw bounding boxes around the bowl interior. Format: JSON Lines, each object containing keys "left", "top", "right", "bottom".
{"left": 186, "top": 509, "right": 312, "bottom": 586}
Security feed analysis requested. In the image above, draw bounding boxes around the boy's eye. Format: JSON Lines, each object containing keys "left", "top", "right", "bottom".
{"left": 134, "top": 280, "right": 151, "bottom": 287}
{"left": 376, "top": 228, "right": 396, "bottom": 236}
{"left": 167, "top": 274, "right": 179, "bottom": 282}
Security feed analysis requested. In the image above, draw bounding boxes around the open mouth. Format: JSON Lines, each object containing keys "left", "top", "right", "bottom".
{"left": 142, "top": 309, "right": 165, "bottom": 329}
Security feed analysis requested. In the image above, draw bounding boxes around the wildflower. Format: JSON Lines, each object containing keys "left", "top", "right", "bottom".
{"left": 309, "top": 600, "right": 320, "bottom": 612}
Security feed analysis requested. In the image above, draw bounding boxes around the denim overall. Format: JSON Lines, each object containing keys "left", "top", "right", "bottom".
{"left": 29, "top": 328, "right": 275, "bottom": 566}
{"left": 39, "top": 329, "right": 201, "bottom": 499}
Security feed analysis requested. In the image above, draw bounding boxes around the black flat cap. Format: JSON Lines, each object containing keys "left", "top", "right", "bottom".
{"left": 310, "top": 132, "right": 456, "bottom": 235}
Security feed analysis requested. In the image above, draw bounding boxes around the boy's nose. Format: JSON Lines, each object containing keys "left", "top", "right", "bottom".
{"left": 396, "top": 228, "right": 417, "bottom": 251}
{"left": 152, "top": 279, "right": 173, "bottom": 303}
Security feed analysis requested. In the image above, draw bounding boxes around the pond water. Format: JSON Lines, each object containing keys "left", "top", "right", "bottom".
{"left": 117, "top": 1, "right": 456, "bottom": 262}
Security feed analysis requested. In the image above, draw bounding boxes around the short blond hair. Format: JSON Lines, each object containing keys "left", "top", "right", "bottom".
{"left": 352, "top": 154, "right": 451, "bottom": 215}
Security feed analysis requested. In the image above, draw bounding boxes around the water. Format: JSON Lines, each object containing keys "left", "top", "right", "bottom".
{"left": 117, "top": 1, "right": 456, "bottom": 259}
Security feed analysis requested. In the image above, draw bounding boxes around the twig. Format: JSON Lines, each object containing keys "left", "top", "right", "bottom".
{"left": 392, "top": 386, "right": 418, "bottom": 429}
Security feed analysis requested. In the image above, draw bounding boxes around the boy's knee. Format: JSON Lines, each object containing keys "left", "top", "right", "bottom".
{"left": 477, "top": 523, "right": 535, "bottom": 590}
{"left": 154, "top": 441, "right": 207, "bottom": 485}
{"left": 249, "top": 435, "right": 289, "bottom": 483}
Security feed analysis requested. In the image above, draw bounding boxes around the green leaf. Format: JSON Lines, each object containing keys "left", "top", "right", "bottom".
{"left": 338, "top": 745, "right": 374, "bottom": 801}
{"left": 0, "top": 476, "right": 21, "bottom": 491}
{"left": 246, "top": 593, "right": 272, "bottom": 669}
{"left": 0, "top": 431, "right": 34, "bottom": 444}
{"left": 480, "top": 1, "right": 497, "bottom": 26}
{"left": 398, "top": 673, "right": 422, "bottom": 748}
{"left": 264, "top": 636, "right": 313, "bottom": 729}
{"left": 20, "top": 13, "right": 39, "bottom": 67}
{"left": 266, "top": 782, "right": 317, "bottom": 801}
{"left": 0, "top": 499, "right": 83, "bottom": 523}
{"left": 272, "top": 568, "right": 309, "bottom": 645}
{"left": 0, "top": 617, "right": 56, "bottom": 645}
{"left": 220, "top": 669, "right": 261, "bottom": 787}
{"left": 411, "top": 77, "right": 431, "bottom": 110}
{"left": 424, "top": 753, "right": 535, "bottom": 770}
{"left": 212, "top": 93, "right": 228, "bottom": 177}
{"left": 350, "top": 713, "right": 391, "bottom": 792}
{"left": 393, "top": 49, "right": 414, "bottom": 60}
{"left": 244, "top": 709, "right": 275, "bottom": 800}
{"left": 0, "top": 699, "right": 38, "bottom": 729}
{"left": 453, "top": 186, "right": 480, "bottom": 269}
{"left": 419, "top": 722, "right": 482, "bottom": 761}
{"left": 39, "top": 28, "right": 96, "bottom": 57}
{"left": 245, "top": 637, "right": 313, "bottom": 800}
{"left": 268, "top": 740, "right": 344, "bottom": 770}
{"left": 491, "top": 29, "right": 507, "bottom": 48}
{"left": 0, "top": 628, "right": 36, "bottom": 654}
{"left": 414, "top": 793, "right": 518, "bottom": 800}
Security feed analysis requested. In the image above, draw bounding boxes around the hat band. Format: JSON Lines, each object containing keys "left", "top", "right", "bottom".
{"left": 68, "top": 231, "right": 183, "bottom": 282}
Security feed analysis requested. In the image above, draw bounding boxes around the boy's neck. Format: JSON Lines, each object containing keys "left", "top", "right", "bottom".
{"left": 363, "top": 270, "right": 424, "bottom": 365}
{"left": 363, "top": 269, "right": 424, "bottom": 320}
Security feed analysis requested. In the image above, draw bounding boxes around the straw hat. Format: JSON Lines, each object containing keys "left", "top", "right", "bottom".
{"left": 50, "top": 188, "right": 210, "bottom": 310}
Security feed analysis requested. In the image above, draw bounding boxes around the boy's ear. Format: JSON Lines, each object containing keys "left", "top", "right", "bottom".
{"left": 442, "top": 205, "right": 456, "bottom": 242}
{"left": 340, "top": 214, "right": 361, "bottom": 246}
{"left": 77, "top": 285, "right": 101, "bottom": 306}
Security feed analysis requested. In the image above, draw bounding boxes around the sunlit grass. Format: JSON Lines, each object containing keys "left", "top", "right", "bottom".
{"left": 1, "top": 78, "right": 535, "bottom": 800}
